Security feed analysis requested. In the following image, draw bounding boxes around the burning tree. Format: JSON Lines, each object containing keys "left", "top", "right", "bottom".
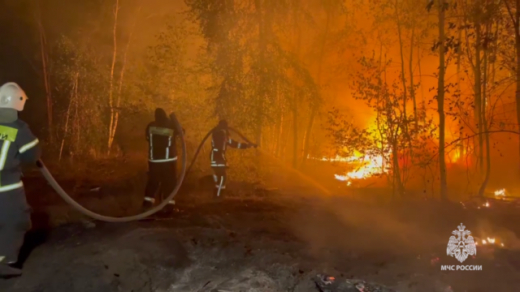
{"left": 327, "top": 52, "right": 436, "bottom": 198}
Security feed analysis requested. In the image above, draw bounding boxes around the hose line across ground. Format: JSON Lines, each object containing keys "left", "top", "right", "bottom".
{"left": 39, "top": 121, "right": 329, "bottom": 223}
{"left": 36, "top": 113, "right": 188, "bottom": 223}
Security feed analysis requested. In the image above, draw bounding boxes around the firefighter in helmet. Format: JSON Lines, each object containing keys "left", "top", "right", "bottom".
{"left": 143, "top": 108, "right": 181, "bottom": 209}
{"left": 210, "top": 120, "right": 256, "bottom": 197}
{"left": 0, "top": 82, "right": 41, "bottom": 278}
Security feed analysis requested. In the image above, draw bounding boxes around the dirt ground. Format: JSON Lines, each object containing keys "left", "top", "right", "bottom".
{"left": 1, "top": 162, "right": 520, "bottom": 292}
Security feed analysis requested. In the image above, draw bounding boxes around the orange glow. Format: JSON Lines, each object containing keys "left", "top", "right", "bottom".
{"left": 334, "top": 153, "right": 387, "bottom": 184}
{"left": 494, "top": 189, "right": 506, "bottom": 197}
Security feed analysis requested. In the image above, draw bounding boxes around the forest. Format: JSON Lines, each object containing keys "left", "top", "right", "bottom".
{"left": 2, "top": 0, "right": 520, "bottom": 201}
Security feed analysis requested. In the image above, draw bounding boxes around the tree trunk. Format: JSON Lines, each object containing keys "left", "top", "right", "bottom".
{"left": 437, "top": 0, "right": 448, "bottom": 201}
{"left": 35, "top": 0, "right": 53, "bottom": 143}
{"left": 475, "top": 24, "right": 484, "bottom": 173}
{"left": 417, "top": 49, "right": 427, "bottom": 120}
{"left": 457, "top": 15, "right": 464, "bottom": 163}
{"left": 478, "top": 32, "right": 490, "bottom": 197}
{"left": 254, "top": 0, "right": 266, "bottom": 147}
{"left": 395, "top": 0, "right": 408, "bottom": 121}
{"left": 108, "top": 6, "right": 140, "bottom": 154}
{"left": 301, "top": 7, "right": 331, "bottom": 166}
{"left": 276, "top": 88, "right": 284, "bottom": 157}
{"left": 515, "top": 0, "right": 520, "bottom": 177}
{"left": 292, "top": 94, "right": 298, "bottom": 168}
{"left": 72, "top": 78, "right": 80, "bottom": 159}
{"left": 395, "top": 0, "right": 413, "bottom": 182}
{"left": 292, "top": 0, "right": 302, "bottom": 167}
{"left": 392, "top": 139, "right": 404, "bottom": 198}
{"left": 59, "top": 72, "right": 79, "bottom": 161}
{"left": 409, "top": 25, "right": 417, "bottom": 124}
{"left": 301, "top": 109, "right": 315, "bottom": 163}
{"left": 107, "top": 0, "right": 120, "bottom": 154}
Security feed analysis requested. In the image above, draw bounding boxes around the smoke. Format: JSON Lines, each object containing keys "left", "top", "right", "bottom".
{"left": 474, "top": 218, "right": 520, "bottom": 251}
{"left": 289, "top": 196, "right": 520, "bottom": 268}
{"left": 291, "top": 198, "right": 446, "bottom": 259}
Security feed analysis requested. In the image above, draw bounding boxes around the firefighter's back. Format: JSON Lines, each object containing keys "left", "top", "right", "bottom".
{"left": 147, "top": 120, "right": 177, "bottom": 162}
{"left": 0, "top": 119, "right": 39, "bottom": 195}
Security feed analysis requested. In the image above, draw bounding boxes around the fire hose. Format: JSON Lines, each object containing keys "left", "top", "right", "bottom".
{"left": 37, "top": 118, "right": 328, "bottom": 223}
{"left": 35, "top": 113, "right": 187, "bottom": 223}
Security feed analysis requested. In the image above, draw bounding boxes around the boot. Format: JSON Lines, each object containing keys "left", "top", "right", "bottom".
{"left": 142, "top": 197, "right": 155, "bottom": 210}
{"left": 0, "top": 264, "right": 22, "bottom": 278}
{"left": 160, "top": 202, "right": 175, "bottom": 216}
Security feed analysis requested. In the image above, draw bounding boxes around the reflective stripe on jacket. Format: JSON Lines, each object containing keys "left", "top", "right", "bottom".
{"left": 210, "top": 128, "right": 248, "bottom": 167}
{"left": 146, "top": 122, "right": 178, "bottom": 163}
{"left": 0, "top": 120, "right": 40, "bottom": 192}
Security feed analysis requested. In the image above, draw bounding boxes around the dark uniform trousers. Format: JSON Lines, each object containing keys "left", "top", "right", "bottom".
{"left": 0, "top": 188, "right": 31, "bottom": 264}
{"left": 143, "top": 123, "right": 178, "bottom": 206}
{"left": 211, "top": 150, "right": 227, "bottom": 196}
{"left": 210, "top": 131, "right": 250, "bottom": 196}
{"left": 0, "top": 120, "right": 40, "bottom": 265}
{"left": 144, "top": 161, "right": 177, "bottom": 205}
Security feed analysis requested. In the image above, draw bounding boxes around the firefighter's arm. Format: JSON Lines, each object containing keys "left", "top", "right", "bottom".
{"left": 227, "top": 138, "right": 255, "bottom": 149}
{"left": 145, "top": 123, "right": 151, "bottom": 141}
{"left": 17, "top": 123, "right": 41, "bottom": 164}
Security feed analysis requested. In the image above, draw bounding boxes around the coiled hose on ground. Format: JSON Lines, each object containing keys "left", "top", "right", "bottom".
{"left": 36, "top": 113, "right": 187, "bottom": 223}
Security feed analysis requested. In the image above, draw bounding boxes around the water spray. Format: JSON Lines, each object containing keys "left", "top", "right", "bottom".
{"left": 188, "top": 126, "right": 332, "bottom": 196}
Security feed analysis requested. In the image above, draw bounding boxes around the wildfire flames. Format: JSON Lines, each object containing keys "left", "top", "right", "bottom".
{"left": 494, "top": 189, "right": 506, "bottom": 197}
{"left": 333, "top": 153, "right": 386, "bottom": 185}
{"left": 475, "top": 236, "right": 505, "bottom": 248}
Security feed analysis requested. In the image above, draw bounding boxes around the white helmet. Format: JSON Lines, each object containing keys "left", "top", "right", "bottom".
{"left": 0, "top": 82, "right": 28, "bottom": 111}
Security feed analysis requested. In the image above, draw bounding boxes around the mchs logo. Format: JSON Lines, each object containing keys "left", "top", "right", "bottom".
{"left": 442, "top": 223, "right": 482, "bottom": 271}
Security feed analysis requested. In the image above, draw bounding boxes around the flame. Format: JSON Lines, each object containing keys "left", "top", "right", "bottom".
{"left": 494, "top": 189, "right": 506, "bottom": 197}
{"left": 315, "top": 155, "right": 355, "bottom": 162}
{"left": 334, "top": 153, "right": 386, "bottom": 185}
{"left": 479, "top": 236, "right": 504, "bottom": 247}
{"left": 448, "top": 148, "right": 461, "bottom": 163}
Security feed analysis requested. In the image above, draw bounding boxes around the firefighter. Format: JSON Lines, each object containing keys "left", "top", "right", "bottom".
{"left": 143, "top": 108, "right": 179, "bottom": 209}
{"left": 210, "top": 120, "right": 256, "bottom": 197}
{"left": 0, "top": 82, "right": 41, "bottom": 278}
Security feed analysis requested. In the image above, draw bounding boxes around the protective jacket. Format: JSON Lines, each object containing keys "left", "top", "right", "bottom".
{"left": 143, "top": 109, "right": 180, "bottom": 208}
{"left": 210, "top": 125, "right": 253, "bottom": 197}
{"left": 0, "top": 113, "right": 40, "bottom": 268}
{"left": 210, "top": 128, "right": 249, "bottom": 168}
{"left": 0, "top": 120, "right": 40, "bottom": 192}
{"left": 0, "top": 83, "right": 39, "bottom": 276}
{"left": 145, "top": 121, "right": 178, "bottom": 163}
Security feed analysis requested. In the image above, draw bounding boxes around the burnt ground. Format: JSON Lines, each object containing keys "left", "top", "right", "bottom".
{"left": 2, "top": 162, "right": 520, "bottom": 292}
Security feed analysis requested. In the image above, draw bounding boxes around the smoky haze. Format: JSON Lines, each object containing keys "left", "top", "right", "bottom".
{"left": 1, "top": 1, "right": 520, "bottom": 291}
{"left": 0, "top": 0, "right": 518, "bottom": 215}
